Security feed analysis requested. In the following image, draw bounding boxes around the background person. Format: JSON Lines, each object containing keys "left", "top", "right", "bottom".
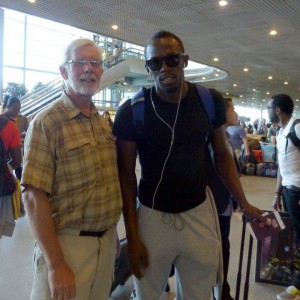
{"left": 226, "top": 119, "right": 250, "bottom": 159}
{"left": 113, "top": 30, "right": 266, "bottom": 300}
{"left": 1, "top": 96, "right": 29, "bottom": 180}
{"left": 21, "top": 38, "right": 122, "bottom": 300}
{"left": 208, "top": 97, "right": 241, "bottom": 300}
{"left": 0, "top": 115, "right": 22, "bottom": 238}
{"left": 268, "top": 94, "right": 300, "bottom": 300}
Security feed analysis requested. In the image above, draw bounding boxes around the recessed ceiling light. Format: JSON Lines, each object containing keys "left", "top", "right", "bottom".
{"left": 268, "top": 76, "right": 273, "bottom": 80}
{"left": 262, "top": 99, "right": 266, "bottom": 102}
{"left": 219, "top": 1, "right": 228, "bottom": 6}
{"left": 213, "top": 57, "right": 219, "bottom": 62}
{"left": 253, "top": 89, "right": 256, "bottom": 91}
{"left": 252, "top": 97, "right": 255, "bottom": 100}
{"left": 270, "top": 30, "right": 277, "bottom": 36}
{"left": 284, "top": 81, "right": 288, "bottom": 85}
{"left": 266, "top": 92, "right": 270, "bottom": 95}
{"left": 215, "top": 74, "right": 219, "bottom": 77}
{"left": 28, "top": 0, "right": 36, "bottom": 2}
{"left": 240, "top": 95, "right": 243, "bottom": 97}
{"left": 202, "top": 76, "right": 206, "bottom": 80}
{"left": 112, "top": 25, "right": 118, "bottom": 30}
{"left": 296, "top": 99, "right": 299, "bottom": 102}
{"left": 244, "top": 68, "right": 248, "bottom": 72}
{"left": 242, "top": 101, "right": 245, "bottom": 104}
{"left": 233, "top": 84, "right": 237, "bottom": 87}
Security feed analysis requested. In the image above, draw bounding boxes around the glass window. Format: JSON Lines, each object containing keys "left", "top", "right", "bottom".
{"left": 25, "top": 70, "right": 60, "bottom": 92}
{"left": 3, "top": 67, "right": 24, "bottom": 87}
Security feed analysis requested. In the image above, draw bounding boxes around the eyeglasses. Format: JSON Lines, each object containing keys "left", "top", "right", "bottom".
{"left": 68, "top": 59, "right": 103, "bottom": 68}
{"left": 145, "top": 53, "right": 184, "bottom": 71}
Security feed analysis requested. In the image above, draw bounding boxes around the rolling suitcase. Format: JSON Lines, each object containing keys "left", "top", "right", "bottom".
{"left": 235, "top": 215, "right": 254, "bottom": 300}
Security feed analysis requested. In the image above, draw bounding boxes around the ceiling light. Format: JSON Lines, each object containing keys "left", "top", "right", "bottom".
{"left": 202, "top": 76, "right": 206, "bottom": 80}
{"left": 240, "top": 95, "right": 243, "bottom": 97}
{"left": 284, "top": 81, "right": 288, "bottom": 85}
{"left": 28, "top": 0, "right": 36, "bottom": 2}
{"left": 268, "top": 76, "right": 273, "bottom": 80}
{"left": 213, "top": 57, "right": 219, "bottom": 62}
{"left": 262, "top": 99, "right": 266, "bottom": 102}
{"left": 252, "top": 97, "right": 255, "bottom": 100}
{"left": 219, "top": 1, "right": 228, "bottom": 6}
{"left": 253, "top": 89, "right": 256, "bottom": 91}
{"left": 233, "top": 84, "right": 237, "bottom": 87}
{"left": 266, "top": 92, "right": 270, "bottom": 95}
{"left": 270, "top": 30, "right": 277, "bottom": 36}
{"left": 244, "top": 68, "right": 248, "bottom": 72}
{"left": 242, "top": 101, "right": 244, "bottom": 104}
{"left": 215, "top": 74, "right": 219, "bottom": 77}
{"left": 112, "top": 25, "right": 118, "bottom": 30}
{"left": 226, "top": 92, "right": 229, "bottom": 95}
{"left": 296, "top": 99, "right": 299, "bottom": 102}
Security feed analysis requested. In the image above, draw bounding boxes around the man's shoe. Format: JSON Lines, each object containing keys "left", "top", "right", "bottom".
{"left": 277, "top": 286, "right": 300, "bottom": 300}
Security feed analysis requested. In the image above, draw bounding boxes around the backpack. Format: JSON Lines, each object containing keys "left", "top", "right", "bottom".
{"left": 131, "top": 84, "right": 216, "bottom": 135}
{"left": 286, "top": 119, "right": 300, "bottom": 150}
{"left": 0, "top": 117, "right": 16, "bottom": 196}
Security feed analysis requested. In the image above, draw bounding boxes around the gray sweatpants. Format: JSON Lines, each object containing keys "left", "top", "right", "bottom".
{"left": 134, "top": 193, "right": 222, "bottom": 300}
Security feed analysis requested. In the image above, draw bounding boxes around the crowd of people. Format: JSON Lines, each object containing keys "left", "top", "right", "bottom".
{"left": 1, "top": 31, "right": 299, "bottom": 300}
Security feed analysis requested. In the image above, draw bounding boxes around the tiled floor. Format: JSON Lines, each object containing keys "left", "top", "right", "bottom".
{"left": 0, "top": 174, "right": 288, "bottom": 300}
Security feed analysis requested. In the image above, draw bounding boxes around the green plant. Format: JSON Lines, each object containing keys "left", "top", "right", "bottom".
{"left": 3, "top": 82, "right": 28, "bottom": 98}
{"left": 32, "top": 82, "right": 46, "bottom": 91}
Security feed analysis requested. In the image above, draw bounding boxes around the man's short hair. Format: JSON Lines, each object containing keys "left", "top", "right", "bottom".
{"left": 144, "top": 30, "right": 185, "bottom": 58}
{"left": 59, "top": 38, "right": 102, "bottom": 68}
{"left": 271, "top": 94, "right": 294, "bottom": 115}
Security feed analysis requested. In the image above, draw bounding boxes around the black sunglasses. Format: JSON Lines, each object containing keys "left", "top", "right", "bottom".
{"left": 145, "top": 53, "right": 184, "bottom": 71}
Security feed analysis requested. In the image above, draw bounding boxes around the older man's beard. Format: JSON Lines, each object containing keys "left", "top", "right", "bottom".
{"left": 77, "top": 85, "right": 100, "bottom": 96}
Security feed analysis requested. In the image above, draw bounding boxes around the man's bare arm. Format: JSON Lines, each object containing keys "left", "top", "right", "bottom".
{"left": 23, "top": 185, "right": 76, "bottom": 300}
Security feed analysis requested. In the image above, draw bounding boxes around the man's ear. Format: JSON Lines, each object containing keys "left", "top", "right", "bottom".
{"left": 59, "top": 66, "right": 68, "bottom": 80}
{"left": 183, "top": 55, "right": 189, "bottom": 68}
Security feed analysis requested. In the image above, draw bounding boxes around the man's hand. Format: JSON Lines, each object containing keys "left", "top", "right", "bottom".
{"left": 272, "top": 194, "right": 282, "bottom": 211}
{"left": 127, "top": 239, "right": 149, "bottom": 279}
{"left": 48, "top": 261, "right": 76, "bottom": 300}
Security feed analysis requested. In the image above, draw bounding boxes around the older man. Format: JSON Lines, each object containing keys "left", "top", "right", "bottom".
{"left": 21, "top": 39, "right": 122, "bottom": 300}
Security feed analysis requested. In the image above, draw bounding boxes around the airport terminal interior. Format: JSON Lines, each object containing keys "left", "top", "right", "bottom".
{"left": 1, "top": 1, "right": 300, "bottom": 300}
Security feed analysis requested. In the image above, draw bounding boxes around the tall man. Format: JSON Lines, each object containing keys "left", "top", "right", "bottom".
{"left": 268, "top": 94, "right": 300, "bottom": 300}
{"left": 21, "top": 39, "right": 122, "bottom": 300}
{"left": 113, "top": 30, "right": 266, "bottom": 300}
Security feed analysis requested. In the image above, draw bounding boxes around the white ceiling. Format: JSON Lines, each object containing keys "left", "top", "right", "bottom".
{"left": 1, "top": 0, "right": 300, "bottom": 110}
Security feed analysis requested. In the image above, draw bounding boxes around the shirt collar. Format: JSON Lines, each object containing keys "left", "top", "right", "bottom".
{"left": 61, "top": 91, "right": 99, "bottom": 119}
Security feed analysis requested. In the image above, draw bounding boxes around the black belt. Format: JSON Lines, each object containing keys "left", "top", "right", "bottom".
{"left": 79, "top": 230, "right": 107, "bottom": 238}
{"left": 284, "top": 185, "right": 300, "bottom": 192}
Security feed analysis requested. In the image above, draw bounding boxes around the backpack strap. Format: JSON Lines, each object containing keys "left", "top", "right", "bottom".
{"left": 195, "top": 84, "right": 215, "bottom": 126}
{"left": 0, "top": 116, "right": 9, "bottom": 132}
{"left": 285, "top": 119, "right": 300, "bottom": 153}
{"left": 131, "top": 87, "right": 147, "bottom": 137}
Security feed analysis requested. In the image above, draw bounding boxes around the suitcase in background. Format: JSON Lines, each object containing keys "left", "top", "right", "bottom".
{"left": 261, "top": 144, "right": 277, "bottom": 163}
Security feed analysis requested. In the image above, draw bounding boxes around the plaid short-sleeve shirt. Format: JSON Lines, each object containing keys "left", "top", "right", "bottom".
{"left": 21, "top": 93, "right": 122, "bottom": 231}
